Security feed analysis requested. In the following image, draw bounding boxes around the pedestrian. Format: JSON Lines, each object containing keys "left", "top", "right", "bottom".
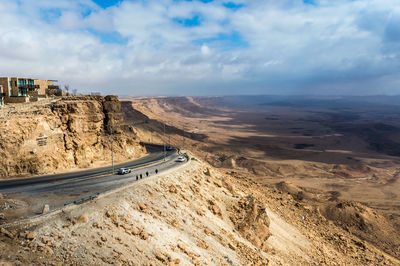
{"left": 155, "top": 169, "right": 158, "bottom": 174}
{"left": 146, "top": 171, "right": 149, "bottom": 177}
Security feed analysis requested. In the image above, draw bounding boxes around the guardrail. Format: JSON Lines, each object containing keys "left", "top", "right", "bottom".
{"left": 64, "top": 193, "right": 100, "bottom": 206}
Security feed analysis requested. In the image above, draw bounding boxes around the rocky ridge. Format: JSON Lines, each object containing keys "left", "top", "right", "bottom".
{"left": 0, "top": 96, "right": 145, "bottom": 178}
{"left": 0, "top": 158, "right": 398, "bottom": 265}
{"left": 123, "top": 96, "right": 400, "bottom": 260}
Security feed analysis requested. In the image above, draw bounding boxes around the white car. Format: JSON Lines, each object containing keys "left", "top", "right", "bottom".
{"left": 176, "top": 156, "right": 185, "bottom": 162}
{"left": 117, "top": 168, "right": 131, "bottom": 175}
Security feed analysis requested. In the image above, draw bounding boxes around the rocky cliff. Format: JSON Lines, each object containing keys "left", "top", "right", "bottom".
{"left": 0, "top": 96, "right": 146, "bottom": 178}
{"left": 1, "top": 158, "right": 398, "bottom": 265}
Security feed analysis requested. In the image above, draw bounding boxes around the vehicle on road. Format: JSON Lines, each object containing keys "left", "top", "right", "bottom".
{"left": 166, "top": 145, "right": 174, "bottom": 151}
{"left": 176, "top": 156, "right": 185, "bottom": 162}
{"left": 117, "top": 168, "right": 131, "bottom": 175}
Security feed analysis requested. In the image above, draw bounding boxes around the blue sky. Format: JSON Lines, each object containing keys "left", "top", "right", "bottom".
{"left": 0, "top": 0, "right": 400, "bottom": 96}
{"left": 93, "top": 0, "right": 121, "bottom": 9}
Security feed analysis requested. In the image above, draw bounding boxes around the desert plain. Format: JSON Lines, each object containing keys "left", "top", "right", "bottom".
{"left": 1, "top": 95, "right": 400, "bottom": 264}
{"left": 124, "top": 95, "right": 400, "bottom": 259}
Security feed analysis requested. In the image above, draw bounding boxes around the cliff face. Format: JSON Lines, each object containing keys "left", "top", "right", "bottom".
{"left": 0, "top": 96, "right": 146, "bottom": 178}
{"left": 1, "top": 159, "right": 398, "bottom": 265}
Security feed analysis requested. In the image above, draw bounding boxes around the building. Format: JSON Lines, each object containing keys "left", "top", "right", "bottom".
{"left": 0, "top": 77, "right": 59, "bottom": 104}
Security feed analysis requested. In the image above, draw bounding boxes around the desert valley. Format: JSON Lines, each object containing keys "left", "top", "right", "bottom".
{"left": 2, "top": 0, "right": 400, "bottom": 264}
{"left": 124, "top": 95, "right": 400, "bottom": 262}
{"left": 0, "top": 95, "right": 399, "bottom": 264}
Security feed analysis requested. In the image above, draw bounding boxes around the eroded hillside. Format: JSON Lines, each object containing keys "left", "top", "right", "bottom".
{"left": 0, "top": 96, "right": 145, "bottom": 178}
{"left": 121, "top": 96, "right": 400, "bottom": 261}
{"left": 1, "top": 158, "right": 397, "bottom": 265}
{"left": 1, "top": 96, "right": 399, "bottom": 265}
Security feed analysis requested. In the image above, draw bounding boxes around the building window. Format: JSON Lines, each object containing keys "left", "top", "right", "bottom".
{"left": 10, "top": 89, "right": 13, "bottom": 96}
{"left": 18, "top": 87, "right": 27, "bottom": 96}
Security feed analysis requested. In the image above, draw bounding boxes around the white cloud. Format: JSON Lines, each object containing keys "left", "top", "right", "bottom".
{"left": 0, "top": 0, "right": 399, "bottom": 95}
{"left": 201, "top": 45, "right": 211, "bottom": 56}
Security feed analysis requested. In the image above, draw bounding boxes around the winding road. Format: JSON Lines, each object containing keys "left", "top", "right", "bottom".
{"left": 0, "top": 143, "right": 187, "bottom": 221}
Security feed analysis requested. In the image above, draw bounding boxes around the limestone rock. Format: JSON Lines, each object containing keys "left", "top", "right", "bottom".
{"left": 228, "top": 243, "right": 237, "bottom": 250}
{"left": 208, "top": 200, "right": 222, "bottom": 216}
{"left": 223, "top": 178, "right": 236, "bottom": 194}
{"left": 77, "top": 214, "right": 88, "bottom": 223}
{"left": 138, "top": 203, "right": 147, "bottom": 211}
{"left": 42, "top": 246, "right": 53, "bottom": 255}
{"left": 26, "top": 232, "right": 37, "bottom": 240}
{"left": 1, "top": 228, "right": 14, "bottom": 239}
{"left": 154, "top": 252, "right": 167, "bottom": 263}
{"left": 131, "top": 226, "right": 140, "bottom": 236}
{"left": 197, "top": 240, "right": 209, "bottom": 250}
{"left": 169, "top": 185, "right": 177, "bottom": 193}
{"left": 0, "top": 96, "right": 146, "bottom": 178}
{"left": 196, "top": 209, "right": 205, "bottom": 216}
{"left": 140, "top": 231, "right": 149, "bottom": 240}
{"left": 230, "top": 196, "right": 270, "bottom": 250}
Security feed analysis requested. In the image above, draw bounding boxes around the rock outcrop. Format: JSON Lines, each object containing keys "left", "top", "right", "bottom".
{"left": 0, "top": 96, "right": 146, "bottom": 178}
{"left": 230, "top": 196, "right": 271, "bottom": 250}
{"left": 1, "top": 159, "right": 397, "bottom": 265}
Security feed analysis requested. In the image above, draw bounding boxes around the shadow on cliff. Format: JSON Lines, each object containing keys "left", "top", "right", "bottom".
{"left": 120, "top": 101, "right": 208, "bottom": 142}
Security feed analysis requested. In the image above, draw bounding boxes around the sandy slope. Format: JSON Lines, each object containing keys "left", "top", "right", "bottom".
{"left": 120, "top": 96, "right": 400, "bottom": 262}
{"left": 1, "top": 157, "right": 398, "bottom": 265}
{"left": 1, "top": 96, "right": 399, "bottom": 265}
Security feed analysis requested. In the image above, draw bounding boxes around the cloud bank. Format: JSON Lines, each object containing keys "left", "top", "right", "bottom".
{"left": 0, "top": 0, "right": 399, "bottom": 96}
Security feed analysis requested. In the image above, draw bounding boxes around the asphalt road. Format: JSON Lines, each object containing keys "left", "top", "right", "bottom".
{"left": 0, "top": 144, "right": 187, "bottom": 221}
{"left": 0, "top": 143, "right": 176, "bottom": 190}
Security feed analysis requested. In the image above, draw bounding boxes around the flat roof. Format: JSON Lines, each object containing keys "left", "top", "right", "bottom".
{"left": 0, "top": 77, "right": 58, "bottom": 82}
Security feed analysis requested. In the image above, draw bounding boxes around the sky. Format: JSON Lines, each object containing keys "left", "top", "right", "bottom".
{"left": 0, "top": 0, "right": 400, "bottom": 96}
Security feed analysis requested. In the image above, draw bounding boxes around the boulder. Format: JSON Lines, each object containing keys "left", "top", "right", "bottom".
{"left": 208, "top": 200, "right": 222, "bottom": 216}
{"left": 77, "top": 214, "right": 88, "bottom": 223}
{"left": 1, "top": 228, "right": 14, "bottom": 239}
{"left": 26, "top": 232, "right": 37, "bottom": 240}
{"left": 231, "top": 196, "right": 270, "bottom": 250}
{"left": 169, "top": 185, "right": 177, "bottom": 193}
{"left": 138, "top": 203, "right": 147, "bottom": 211}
